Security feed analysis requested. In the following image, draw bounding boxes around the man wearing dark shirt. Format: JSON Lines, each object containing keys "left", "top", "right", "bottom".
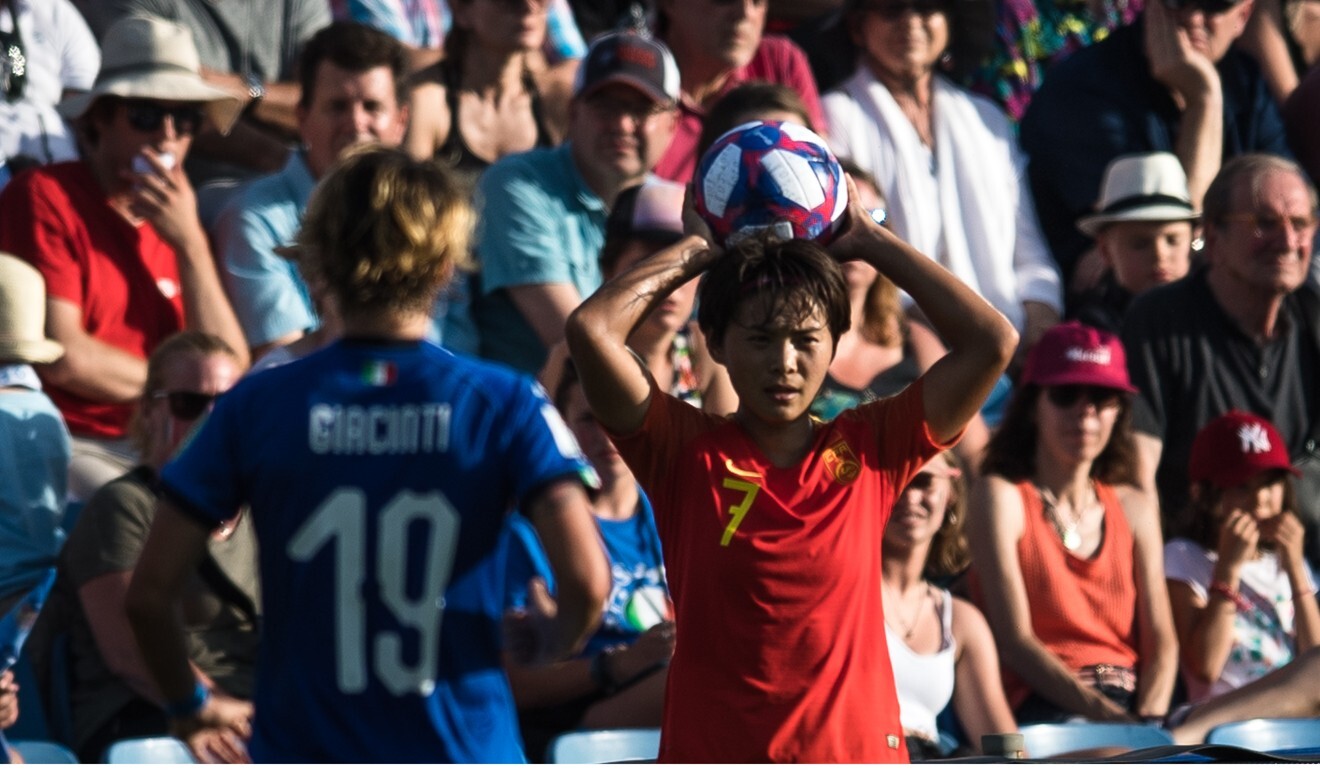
{"left": 1121, "top": 154, "right": 1320, "bottom": 566}
{"left": 1021, "top": 0, "right": 1291, "bottom": 289}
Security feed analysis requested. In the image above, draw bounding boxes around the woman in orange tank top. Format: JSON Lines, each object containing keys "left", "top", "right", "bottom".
{"left": 966, "top": 321, "right": 1178, "bottom": 724}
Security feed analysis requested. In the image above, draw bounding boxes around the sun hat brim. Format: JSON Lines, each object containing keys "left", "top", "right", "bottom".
{"left": 1078, "top": 204, "right": 1201, "bottom": 237}
{"left": 0, "top": 339, "right": 64, "bottom": 365}
{"left": 57, "top": 71, "right": 243, "bottom": 136}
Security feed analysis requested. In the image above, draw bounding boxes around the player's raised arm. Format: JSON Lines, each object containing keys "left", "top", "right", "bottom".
{"left": 566, "top": 234, "right": 717, "bottom": 435}
{"left": 829, "top": 177, "right": 1018, "bottom": 444}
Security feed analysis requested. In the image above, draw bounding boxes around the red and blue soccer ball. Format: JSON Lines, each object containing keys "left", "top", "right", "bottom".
{"left": 694, "top": 120, "right": 849, "bottom": 247}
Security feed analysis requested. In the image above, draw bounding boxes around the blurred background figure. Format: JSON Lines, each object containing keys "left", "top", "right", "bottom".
{"left": 1165, "top": 411, "right": 1319, "bottom": 703}
{"left": 0, "top": 15, "right": 248, "bottom": 504}
{"left": 823, "top": 0, "right": 1062, "bottom": 364}
{"left": 51, "top": 332, "right": 256, "bottom": 763}
{"left": 1070, "top": 152, "right": 1200, "bottom": 332}
{"left": 967, "top": 322, "right": 1178, "bottom": 724}
{"left": 0, "top": 254, "right": 69, "bottom": 607}
{"left": 81, "top": 0, "right": 332, "bottom": 200}
{"left": 881, "top": 450, "right": 1016, "bottom": 758}
{"left": 504, "top": 364, "right": 672, "bottom": 761}
{"left": 0, "top": 0, "right": 100, "bottom": 181}
{"left": 404, "top": 0, "right": 575, "bottom": 188}
{"left": 652, "top": 0, "right": 824, "bottom": 182}
{"left": 537, "top": 177, "right": 736, "bottom": 414}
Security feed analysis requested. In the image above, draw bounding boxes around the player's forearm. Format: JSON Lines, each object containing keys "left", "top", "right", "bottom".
{"left": 862, "top": 230, "right": 1018, "bottom": 365}
{"left": 571, "top": 236, "right": 713, "bottom": 349}
{"left": 528, "top": 482, "right": 612, "bottom": 659}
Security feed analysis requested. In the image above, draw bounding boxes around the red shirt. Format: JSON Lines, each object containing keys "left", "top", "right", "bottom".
{"left": 653, "top": 35, "right": 827, "bottom": 184}
{"left": 0, "top": 162, "right": 185, "bottom": 438}
{"left": 611, "top": 381, "right": 946, "bottom": 762}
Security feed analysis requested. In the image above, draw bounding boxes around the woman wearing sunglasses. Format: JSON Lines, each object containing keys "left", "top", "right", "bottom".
{"left": 881, "top": 450, "right": 1016, "bottom": 758}
{"left": 966, "top": 321, "right": 1179, "bottom": 725}
{"left": 822, "top": 0, "right": 1063, "bottom": 375}
{"left": 51, "top": 331, "right": 256, "bottom": 763}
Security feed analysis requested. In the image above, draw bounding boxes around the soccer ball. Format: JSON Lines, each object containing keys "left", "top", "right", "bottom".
{"left": 694, "top": 120, "right": 848, "bottom": 247}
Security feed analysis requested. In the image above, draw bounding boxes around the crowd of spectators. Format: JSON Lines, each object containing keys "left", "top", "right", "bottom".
{"left": 2, "top": 0, "right": 1320, "bottom": 760}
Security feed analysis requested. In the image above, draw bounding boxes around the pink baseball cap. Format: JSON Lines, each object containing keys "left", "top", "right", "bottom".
{"left": 1021, "top": 321, "right": 1138, "bottom": 393}
{"left": 1189, "top": 410, "right": 1299, "bottom": 489}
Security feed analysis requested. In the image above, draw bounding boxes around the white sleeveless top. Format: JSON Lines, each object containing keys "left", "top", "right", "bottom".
{"left": 885, "top": 587, "right": 957, "bottom": 742}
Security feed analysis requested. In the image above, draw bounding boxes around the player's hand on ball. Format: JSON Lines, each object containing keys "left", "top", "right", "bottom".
{"left": 827, "top": 175, "right": 887, "bottom": 263}
{"left": 681, "top": 183, "right": 716, "bottom": 248}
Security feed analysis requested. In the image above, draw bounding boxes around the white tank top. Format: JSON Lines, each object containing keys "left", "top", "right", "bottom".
{"left": 885, "top": 587, "right": 957, "bottom": 742}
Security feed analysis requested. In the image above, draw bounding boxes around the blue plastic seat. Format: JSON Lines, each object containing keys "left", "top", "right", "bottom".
{"left": 1206, "top": 718, "right": 1320, "bottom": 752}
{"left": 547, "top": 728, "right": 661, "bottom": 763}
{"left": 9, "top": 739, "right": 77, "bottom": 763}
{"left": 1018, "top": 722, "right": 1175, "bottom": 758}
{"left": 103, "top": 736, "right": 197, "bottom": 763}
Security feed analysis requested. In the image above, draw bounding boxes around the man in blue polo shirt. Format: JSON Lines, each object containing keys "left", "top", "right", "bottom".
{"left": 473, "top": 30, "right": 679, "bottom": 375}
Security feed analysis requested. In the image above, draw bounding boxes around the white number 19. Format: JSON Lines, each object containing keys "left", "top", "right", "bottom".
{"left": 288, "top": 487, "right": 460, "bottom": 696}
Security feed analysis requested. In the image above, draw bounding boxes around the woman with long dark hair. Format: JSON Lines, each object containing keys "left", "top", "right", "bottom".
{"left": 966, "top": 321, "right": 1177, "bottom": 724}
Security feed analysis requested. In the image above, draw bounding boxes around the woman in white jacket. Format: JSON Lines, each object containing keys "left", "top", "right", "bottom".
{"left": 823, "top": 0, "right": 1061, "bottom": 361}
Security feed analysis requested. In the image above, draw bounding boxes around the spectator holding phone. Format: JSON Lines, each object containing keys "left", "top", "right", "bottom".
{"left": 0, "top": 16, "right": 248, "bottom": 503}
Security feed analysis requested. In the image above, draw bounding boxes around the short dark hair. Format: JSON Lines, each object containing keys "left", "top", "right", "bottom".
{"left": 981, "top": 383, "right": 1140, "bottom": 486}
{"left": 297, "top": 21, "right": 409, "bottom": 109}
{"left": 696, "top": 82, "right": 815, "bottom": 160}
{"left": 1203, "top": 153, "right": 1318, "bottom": 228}
{"left": 696, "top": 235, "right": 851, "bottom": 349}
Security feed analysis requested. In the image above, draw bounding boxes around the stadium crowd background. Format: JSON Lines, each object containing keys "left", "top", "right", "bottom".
{"left": 2, "top": 0, "right": 1320, "bottom": 760}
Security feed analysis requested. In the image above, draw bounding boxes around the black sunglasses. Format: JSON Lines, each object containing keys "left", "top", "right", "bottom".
{"left": 859, "top": 0, "right": 948, "bottom": 18}
{"left": 1045, "top": 385, "right": 1123, "bottom": 410}
{"left": 122, "top": 100, "right": 204, "bottom": 135}
{"left": 1161, "top": 0, "right": 1241, "bottom": 14}
{"left": 0, "top": 27, "right": 24, "bottom": 102}
{"left": 151, "top": 390, "right": 219, "bottom": 421}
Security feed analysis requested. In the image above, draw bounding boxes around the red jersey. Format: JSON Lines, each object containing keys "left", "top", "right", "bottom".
{"left": 653, "top": 35, "right": 827, "bottom": 184}
{"left": 610, "top": 381, "right": 947, "bottom": 762}
{"left": 0, "top": 163, "right": 185, "bottom": 438}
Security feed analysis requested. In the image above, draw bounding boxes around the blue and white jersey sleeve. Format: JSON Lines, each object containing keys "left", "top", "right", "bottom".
{"left": 499, "top": 379, "right": 598, "bottom": 508}
{"left": 159, "top": 391, "right": 246, "bottom": 527}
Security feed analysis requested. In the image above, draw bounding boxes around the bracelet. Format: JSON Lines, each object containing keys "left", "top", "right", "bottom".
{"left": 589, "top": 649, "right": 618, "bottom": 695}
{"left": 163, "top": 681, "right": 210, "bottom": 718}
{"left": 1208, "top": 580, "right": 1252, "bottom": 613}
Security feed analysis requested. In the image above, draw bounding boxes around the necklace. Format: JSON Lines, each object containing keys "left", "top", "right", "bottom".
{"left": 883, "top": 582, "right": 931, "bottom": 640}
{"left": 1037, "top": 483, "right": 1094, "bottom": 551}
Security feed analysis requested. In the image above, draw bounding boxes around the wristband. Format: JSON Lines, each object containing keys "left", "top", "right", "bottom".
{"left": 589, "top": 649, "right": 618, "bottom": 695}
{"left": 1208, "top": 580, "right": 1251, "bottom": 613}
{"left": 164, "top": 681, "right": 210, "bottom": 718}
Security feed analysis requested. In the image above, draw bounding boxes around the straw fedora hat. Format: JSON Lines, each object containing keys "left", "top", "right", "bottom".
{"left": 0, "top": 254, "right": 64, "bottom": 365}
{"left": 1078, "top": 152, "right": 1201, "bottom": 236}
{"left": 57, "top": 15, "right": 242, "bottom": 134}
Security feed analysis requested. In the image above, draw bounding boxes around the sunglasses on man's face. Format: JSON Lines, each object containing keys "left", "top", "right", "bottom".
{"left": 1161, "top": 0, "right": 1241, "bottom": 15}
{"left": 1044, "top": 385, "right": 1123, "bottom": 410}
{"left": 151, "top": 390, "right": 219, "bottom": 421}
{"left": 122, "top": 100, "right": 204, "bottom": 135}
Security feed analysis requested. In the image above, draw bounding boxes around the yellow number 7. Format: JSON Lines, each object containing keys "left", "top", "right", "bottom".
{"left": 720, "top": 478, "right": 760, "bottom": 546}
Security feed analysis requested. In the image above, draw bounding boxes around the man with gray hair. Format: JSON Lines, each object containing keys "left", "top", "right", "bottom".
{"left": 1121, "top": 153, "right": 1320, "bottom": 565}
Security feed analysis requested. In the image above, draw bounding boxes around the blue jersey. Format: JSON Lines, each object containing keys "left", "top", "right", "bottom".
{"left": 505, "top": 489, "right": 669, "bottom": 657}
{"left": 160, "top": 340, "right": 592, "bottom": 763}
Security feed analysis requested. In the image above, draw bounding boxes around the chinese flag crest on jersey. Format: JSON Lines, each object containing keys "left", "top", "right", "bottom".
{"left": 822, "top": 439, "right": 860, "bottom": 484}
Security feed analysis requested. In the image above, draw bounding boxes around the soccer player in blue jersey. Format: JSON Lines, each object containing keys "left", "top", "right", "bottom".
{"left": 124, "top": 147, "right": 612, "bottom": 762}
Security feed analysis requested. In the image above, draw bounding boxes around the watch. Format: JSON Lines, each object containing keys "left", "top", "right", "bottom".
{"left": 243, "top": 72, "right": 265, "bottom": 104}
